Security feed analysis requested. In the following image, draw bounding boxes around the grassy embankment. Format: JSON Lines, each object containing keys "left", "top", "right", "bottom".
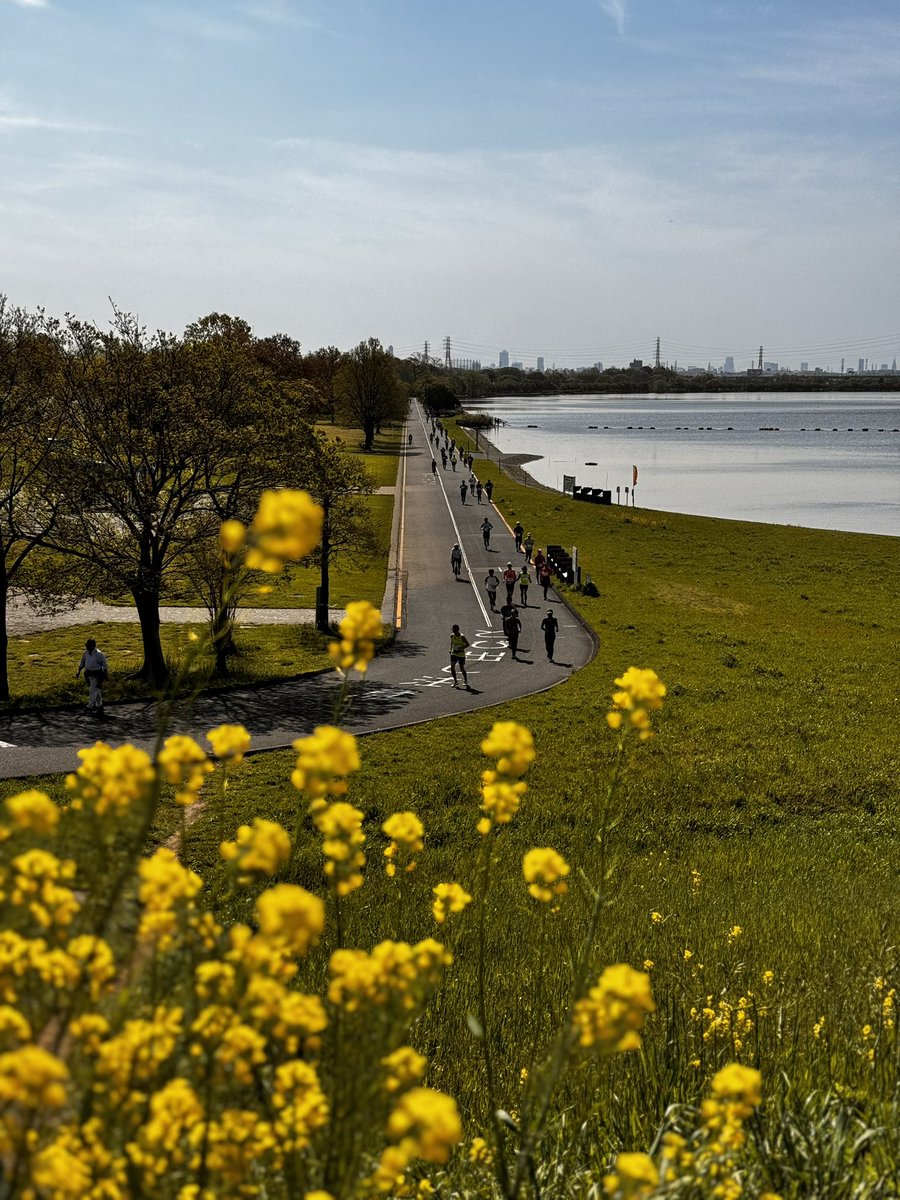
{"left": 4, "top": 424, "right": 400, "bottom": 709}
{"left": 4, "top": 423, "right": 897, "bottom": 1190}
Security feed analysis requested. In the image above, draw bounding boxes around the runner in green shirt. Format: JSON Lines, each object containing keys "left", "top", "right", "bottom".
{"left": 449, "top": 625, "right": 471, "bottom": 689}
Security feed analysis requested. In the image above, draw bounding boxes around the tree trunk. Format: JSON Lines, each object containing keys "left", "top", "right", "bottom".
{"left": 0, "top": 574, "right": 9, "bottom": 704}
{"left": 316, "top": 503, "right": 331, "bottom": 634}
{"left": 131, "top": 585, "right": 169, "bottom": 686}
{"left": 362, "top": 417, "right": 376, "bottom": 450}
{"left": 212, "top": 605, "right": 235, "bottom": 678}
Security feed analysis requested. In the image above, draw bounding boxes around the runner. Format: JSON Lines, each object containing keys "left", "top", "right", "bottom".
{"left": 485, "top": 479, "right": 494, "bottom": 501}
{"left": 539, "top": 561, "right": 552, "bottom": 599}
{"left": 518, "top": 565, "right": 531, "bottom": 607}
{"left": 533, "top": 547, "right": 545, "bottom": 574}
{"left": 432, "top": 458, "right": 438, "bottom": 474}
{"left": 513, "top": 521, "right": 524, "bottom": 552}
{"left": 450, "top": 454, "right": 457, "bottom": 471}
{"left": 523, "top": 533, "right": 535, "bottom": 562}
{"left": 408, "top": 433, "right": 413, "bottom": 446}
{"left": 450, "top": 543, "right": 463, "bottom": 578}
{"left": 459, "top": 480, "right": 467, "bottom": 504}
{"left": 441, "top": 448, "right": 447, "bottom": 469}
{"left": 541, "top": 610, "right": 559, "bottom": 661}
{"left": 484, "top": 568, "right": 500, "bottom": 611}
{"left": 475, "top": 481, "right": 483, "bottom": 504}
{"left": 502, "top": 562, "right": 517, "bottom": 604}
{"left": 501, "top": 603, "right": 522, "bottom": 660}
{"left": 449, "top": 625, "right": 471, "bottom": 689}
{"left": 481, "top": 517, "right": 493, "bottom": 549}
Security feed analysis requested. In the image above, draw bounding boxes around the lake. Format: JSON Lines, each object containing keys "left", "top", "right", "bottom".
{"left": 468, "top": 393, "right": 899, "bottom": 537}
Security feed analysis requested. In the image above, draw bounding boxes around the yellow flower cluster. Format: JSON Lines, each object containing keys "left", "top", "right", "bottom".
{"left": 206, "top": 723, "right": 252, "bottom": 764}
{"left": 381, "top": 1045, "right": 428, "bottom": 1093}
{"left": 254, "top": 884, "right": 325, "bottom": 958}
{"left": 431, "top": 882, "right": 472, "bottom": 924}
{"left": 157, "top": 735, "right": 215, "bottom": 806}
{"left": 329, "top": 599, "right": 383, "bottom": 673}
{"left": 221, "top": 488, "right": 324, "bottom": 573}
{"left": 478, "top": 721, "right": 535, "bottom": 835}
{"left": 292, "top": 725, "right": 361, "bottom": 804}
{"left": 603, "top": 1150, "right": 659, "bottom": 1198}
{"left": 374, "top": 1087, "right": 462, "bottom": 1191}
{"left": 65, "top": 742, "right": 156, "bottom": 816}
{"left": 137, "top": 848, "right": 203, "bottom": 950}
{"left": 220, "top": 818, "right": 292, "bottom": 884}
{"left": 329, "top": 940, "right": 452, "bottom": 1013}
{"left": 383, "top": 811, "right": 425, "bottom": 877}
{"left": 605, "top": 666, "right": 666, "bottom": 739}
{"left": 690, "top": 993, "right": 754, "bottom": 1053}
{"left": 522, "top": 847, "right": 570, "bottom": 903}
{"left": 4, "top": 789, "right": 59, "bottom": 835}
{"left": 573, "top": 964, "right": 656, "bottom": 1053}
{"left": 9, "top": 849, "right": 79, "bottom": 929}
{"left": 314, "top": 801, "right": 366, "bottom": 897}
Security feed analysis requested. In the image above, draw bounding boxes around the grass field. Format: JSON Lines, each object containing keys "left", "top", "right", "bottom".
{"left": 2, "top": 412, "right": 897, "bottom": 1195}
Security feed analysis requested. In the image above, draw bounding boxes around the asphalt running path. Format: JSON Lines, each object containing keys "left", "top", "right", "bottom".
{"left": 0, "top": 405, "right": 595, "bottom": 779}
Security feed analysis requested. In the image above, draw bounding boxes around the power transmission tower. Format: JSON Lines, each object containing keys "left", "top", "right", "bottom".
{"left": 423, "top": 340, "right": 429, "bottom": 365}
{"left": 444, "top": 336, "right": 452, "bottom": 372}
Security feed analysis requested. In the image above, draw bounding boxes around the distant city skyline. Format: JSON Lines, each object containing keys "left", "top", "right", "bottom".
{"left": 2, "top": 2, "right": 898, "bottom": 356}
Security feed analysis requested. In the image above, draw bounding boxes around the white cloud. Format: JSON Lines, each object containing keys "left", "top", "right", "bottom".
{"left": 3, "top": 0, "right": 49, "bottom": 7}
{"left": 597, "top": 0, "right": 628, "bottom": 35}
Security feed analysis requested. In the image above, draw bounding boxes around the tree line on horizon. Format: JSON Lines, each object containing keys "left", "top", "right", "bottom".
{"left": 0, "top": 298, "right": 408, "bottom": 702}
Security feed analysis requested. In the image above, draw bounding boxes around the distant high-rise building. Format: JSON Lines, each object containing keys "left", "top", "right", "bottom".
{"left": 387, "top": 345, "right": 394, "bottom": 356}
{"left": 763, "top": 362, "right": 778, "bottom": 373}
{"left": 594, "top": 361, "right": 604, "bottom": 371}
{"left": 512, "top": 361, "right": 523, "bottom": 370}
{"left": 499, "top": 349, "right": 509, "bottom": 368}
{"left": 536, "top": 356, "right": 544, "bottom": 371}
{"left": 800, "top": 362, "right": 809, "bottom": 373}
{"left": 858, "top": 358, "right": 865, "bottom": 373}
{"left": 724, "top": 356, "right": 735, "bottom": 374}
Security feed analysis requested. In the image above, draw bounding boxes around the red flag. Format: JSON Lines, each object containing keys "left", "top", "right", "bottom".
{"left": 632, "top": 464, "right": 638, "bottom": 487}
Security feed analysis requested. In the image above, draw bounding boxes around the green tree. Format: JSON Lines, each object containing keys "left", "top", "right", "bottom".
{"left": 301, "top": 434, "right": 378, "bottom": 632}
{"left": 336, "top": 338, "right": 405, "bottom": 450}
{"left": 0, "top": 299, "right": 66, "bottom": 703}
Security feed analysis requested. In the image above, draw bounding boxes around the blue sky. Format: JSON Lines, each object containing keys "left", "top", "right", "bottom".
{"left": 2, "top": 0, "right": 899, "bottom": 368}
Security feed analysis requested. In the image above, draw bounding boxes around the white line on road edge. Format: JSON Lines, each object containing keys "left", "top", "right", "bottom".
{"left": 415, "top": 403, "right": 493, "bottom": 630}
{"left": 394, "top": 417, "right": 410, "bottom": 629}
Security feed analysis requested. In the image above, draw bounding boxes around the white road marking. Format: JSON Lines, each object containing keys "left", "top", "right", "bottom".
{"left": 0, "top": 741, "right": 17, "bottom": 749}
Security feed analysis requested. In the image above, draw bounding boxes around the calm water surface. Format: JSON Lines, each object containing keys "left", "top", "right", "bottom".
{"left": 470, "top": 393, "right": 899, "bottom": 537}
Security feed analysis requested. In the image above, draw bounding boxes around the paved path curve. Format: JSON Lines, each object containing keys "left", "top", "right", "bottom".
{"left": 0, "top": 405, "right": 596, "bottom": 779}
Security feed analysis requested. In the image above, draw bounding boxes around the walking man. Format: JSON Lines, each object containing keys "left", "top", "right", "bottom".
{"left": 451, "top": 453, "right": 457, "bottom": 471}
{"left": 541, "top": 610, "right": 559, "bottom": 661}
{"left": 485, "top": 479, "right": 494, "bottom": 501}
{"left": 449, "top": 625, "right": 471, "bottom": 689}
{"left": 484, "top": 568, "right": 500, "bottom": 611}
{"left": 518, "top": 565, "right": 531, "bottom": 607}
{"left": 441, "top": 448, "right": 447, "bottom": 469}
{"left": 501, "top": 603, "right": 522, "bottom": 660}
{"left": 481, "top": 517, "right": 493, "bottom": 549}
{"left": 502, "top": 562, "right": 517, "bottom": 604}
{"left": 76, "top": 637, "right": 109, "bottom": 717}
{"left": 459, "top": 480, "right": 468, "bottom": 504}
{"left": 450, "top": 543, "right": 463, "bottom": 578}
{"left": 513, "top": 521, "right": 524, "bottom": 553}
{"left": 523, "top": 532, "right": 535, "bottom": 562}
{"left": 432, "top": 458, "right": 438, "bottom": 475}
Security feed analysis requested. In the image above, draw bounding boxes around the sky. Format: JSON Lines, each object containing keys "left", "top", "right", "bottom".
{"left": 1, "top": 0, "right": 899, "bottom": 369}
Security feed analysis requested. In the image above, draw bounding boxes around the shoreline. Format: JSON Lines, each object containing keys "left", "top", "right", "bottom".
{"left": 459, "top": 426, "right": 555, "bottom": 491}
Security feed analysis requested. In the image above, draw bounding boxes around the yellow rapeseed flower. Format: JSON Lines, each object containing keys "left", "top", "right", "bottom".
{"left": 245, "top": 489, "right": 323, "bottom": 573}
{"left": 603, "top": 1151, "right": 660, "bottom": 1197}
{"left": 522, "top": 847, "right": 570, "bottom": 902}
{"left": 4, "top": 789, "right": 59, "bottom": 834}
{"left": 572, "top": 964, "right": 656, "bottom": 1054}
{"left": 255, "top": 884, "right": 325, "bottom": 958}
{"left": 431, "top": 882, "right": 472, "bottom": 924}
{"left": 381, "top": 1045, "right": 428, "bottom": 1093}
{"left": 383, "top": 811, "right": 425, "bottom": 876}
{"left": 271, "top": 1060, "right": 329, "bottom": 1152}
{"left": 329, "top": 599, "right": 383, "bottom": 673}
{"left": 292, "top": 726, "right": 360, "bottom": 804}
{"left": 386, "top": 1087, "right": 463, "bottom": 1165}
{"left": 65, "top": 742, "right": 156, "bottom": 816}
{"left": 0, "top": 1045, "right": 69, "bottom": 1109}
{"left": 157, "top": 735, "right": 215, "bottom": 806}
{"left": 220, "top": 818, "right": 291, "bottom": 883}
{"left": 315, "top": 801, "right": 366, "bottom": 896}
{"left": 710, "top": 1062, "right": 762, "bottom": 1109}
{"left": 206, "top": 723, "right": 252, "bottom": 764}
{"left": 606, "top": 667, "right": 666, "bottom": 740}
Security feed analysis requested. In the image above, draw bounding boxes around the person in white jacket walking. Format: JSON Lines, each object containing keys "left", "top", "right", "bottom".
{"left": 76, "top": 638, "right": 109, "bottom": 716}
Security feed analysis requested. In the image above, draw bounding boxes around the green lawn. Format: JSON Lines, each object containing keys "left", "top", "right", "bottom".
{"left": 3, "top": 621, "right": 333, "bottom": 710}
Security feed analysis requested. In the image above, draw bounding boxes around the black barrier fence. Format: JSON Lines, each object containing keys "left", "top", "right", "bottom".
{"left": 572, "top": 486, "right": 612, "bottom": 504}
{"left": 545, "top": 544, "right": 575, "bottom": 584}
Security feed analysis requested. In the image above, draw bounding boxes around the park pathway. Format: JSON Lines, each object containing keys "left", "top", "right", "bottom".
{"left": 0, "top": 406, "right": 595, "bottom": 779}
